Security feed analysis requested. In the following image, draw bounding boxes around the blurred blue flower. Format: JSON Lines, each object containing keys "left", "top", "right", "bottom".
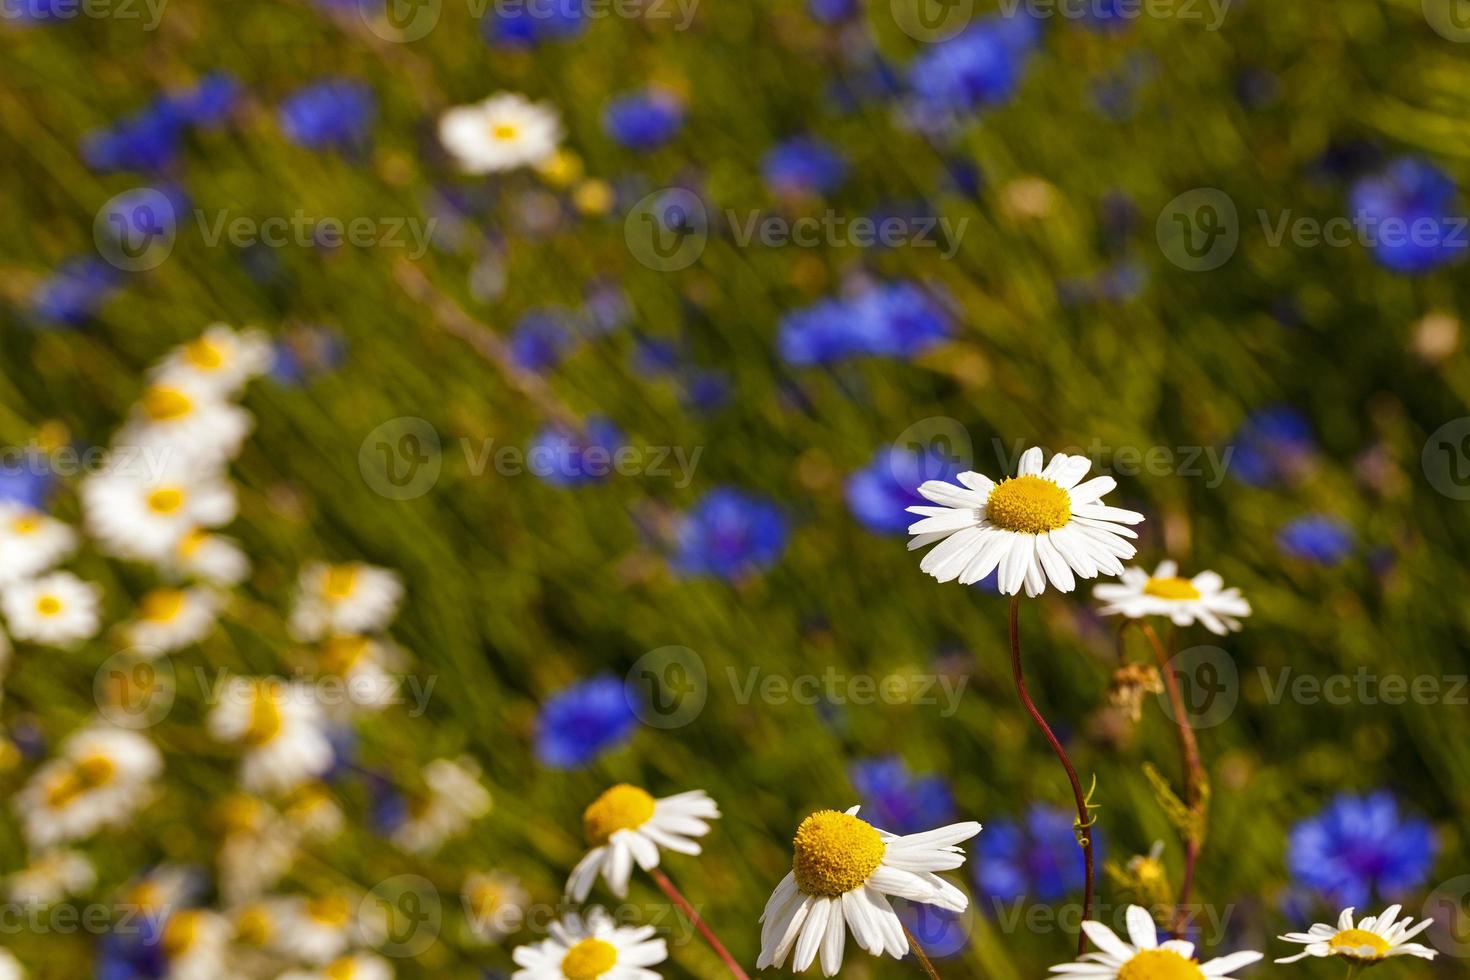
{"left": 0, "top": 463, "right": 52, "bottom": 510}
{"left": 850, "top": 281, "right": 952, "bottom": 358}
{"left": 603, "top": 90, "right": 684, "bottom": 150}
{"left": 509, "top": 309, "right": 577, "bottom": 371}
{"left": 1288, "top": 791, "right": 1438, "bottom": 908}
{"left": 1349, "top": 157, "right": 1469, "bottom": 274}
{"left": 278, "top": 79, "right": 375, "bottom": 150}
{"left": 975, "top": 805, "right": 1096, "bottom": 904}
{"left": 166, "top": 72, "right": 243, "bottom": 127}
{"left": 674, "top": 488, "right": 788, "bottom": 580}
{"left": 845, "top": 443, "right": 964, "bottom": 535}
{"left": 778, "top": 298, "right": 867, "bottom": 366}
{"left": 29, "top": 257, "right": 123, "bottom": 326}
{"left": 682, "top": 370, "right": 732, "bottom": 413}
{"left": 910, "top": 14, "right": 1042, "bottom": 114}
{"left": 527, "top": 417, "right": 627, "bottom": 487}
{"left": 535, "top": 674, "right": 640, "bottom": 768}
{"left": 763, "top": 137, "right": 848, "bottom": 197}
{"left": 483, "top": 0, "right": 586, "bottom": 47}
{"left": 1277, "top": 515, "right": 1354, "bottom": 565}
{"left": 96, "top": 909, "right": 168, "bottom": 980}
{"left": 82, "top": 104, "right": 182, "bottom": 173}
{"left": 850, "top": 756, "right": 955, "bottom": 835}
{"left": 808, "top": 0, "right": 858, "bottom": 22}
{"left": 1230, "top": 406, "right": 1315, "bottom": 486}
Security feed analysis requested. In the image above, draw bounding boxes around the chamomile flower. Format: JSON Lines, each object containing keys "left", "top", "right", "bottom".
{"left": 1093, "top": 561, "right": 1251, "bottom": 635}
{"left": 151, "top": 323, "right": 273, "bottom": 396}
{"left": 1277, "top": 905, "right": 1437, "bottom": 965}
{"left": 390, "top": 756, "right": 493, "bottom": 855}
{"left": 82, "top": 458, "right": 237, "bottom": 563}
{"left": 1050, "top": 905, "right": 1263, "bottom": 979}
{"left": 0, "top": 502, "right": 76, "bottom": 586}
{"left": 208, "top": 678, "right": 334, "bottom": 795}
{"left": 0, "top": 950, "right": 19, "bottom": 980}
{"left": 906, "top": 446, "right": 1145, "bottom": 596}
{"left": 439, "top": 92, "right": 563, "bottom": 174}
{"left": 316, "top": 635, "right": 405, "bottom": 712}
{"left": 121, "top": 586, "right": 220, "bottom": 654}
{"left": 14, "top": 724, "right": 163, "bottom": 848}
{"left": 165, "top": 528, "right": 251, "bottom": 587}
{"left": 2, "top": 572, "right": 102, "bottom": 648}
{"left": 116, "top": 377, "right": 254, "bottom": 465}
{"left": 156, "top": 908, "right": 232, "bottom": 980}
{"left": 280, "top": 954, "right": 394, "bottom": 980}
{"left": 757, "top": 806, "right": 981, "bottom": 976}
{"left": 463, "top": 871, "right": 531, "bottom": 944}
{"left": 566, "top": 785, "right": 720, "bottom": 901}
{"left": 5, "top": 849, "right": 96, "bottom": 905}
{"left": 268, "top": 892, "right": 364, "bottom": 965}
{"left": 511, "top": 907, "right": 667, "bottom": 980}
{"left": 288, "top": 562, "right": 404, "bottom": 641}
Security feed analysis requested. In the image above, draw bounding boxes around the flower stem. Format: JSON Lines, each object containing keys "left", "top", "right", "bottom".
{"left": 902, "top": 924, "right": 943, "bottom": 980}
{"left": 1008, "top": 596, "right": 1096, "bottom": 957}
{"left": 647, "top": 867, "right": 751, "bottom": 980}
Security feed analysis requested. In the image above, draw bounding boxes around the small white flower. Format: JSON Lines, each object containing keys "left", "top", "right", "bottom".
{"left": 288, "top": 562, "right": 403, "bottom": 642}
{"left": 1093, "top": 561, "right": 1251, "bottom": 635}
{"left": 0, "top": 503, "right": 77, "bottom": 587}
{"left": 267, "top": 892, "right": 366, "bottom": 966}
{"left": 439, "top": 92, "right": 563, "bottom": 174}
{"left": 391, "top": 756, "right": 492, "bottom": 855}
{"left": 0, "top": 949, "right": 21, "bottom": 980}
{"left": 82, "top": 457, "right": 237, "bottom": 563}
{"left": 1, "top": 572, "right": 102, "bottom": 648}
{"left": 1051, "top": 905, "right": 1263, "bottom": 979}
{"left": 165, "top": 528, "right": 251, "bottom": 587}
{"left": 5, "top": 849, "right": 96, "bottom": 906}
{"left": 208, "top": 678, "right": 334, "bottom": 795}
{"left": 151, "top": 323, "right": 273, "bottom": 397}
{"left": 1277, "top": 905, "right": 1437, "bottom": 965}
{"left": 279, "top": 954, "right": 394, "bottom": 980}
{"left": 463, "top": 871, "right": 531, "bottom": 944}
{"left": 512, "top": 907, "right": 667, "bottom": 980}
{"left": 758, "top": 806, "right": 981, "bottom": 977}
{"left": 115, "top": 377, "right": 254, "bottom": 466}
{"left": 121, "top": 586, "right": 220, "bottom": 654}
{"left": 567, "top": 785, "right": 719, "bottom": 902}
{"left": 907, "top": 446, "right": 1145, "bottom": 596}
{"left": 156, "top": 908, "right": 231, "bottom": 980}
{"left": 14, "top": 724, "right": 163, "bottom": 848}
{"left": 316, "top": 635, "right": 406, "bottom": 713}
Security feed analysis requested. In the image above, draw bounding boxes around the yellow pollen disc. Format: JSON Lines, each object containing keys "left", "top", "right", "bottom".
{"left": 162, "top": 910, "right": 202, "bottom": 957}
{"left": 141, "top": 386, "right": 195, "bottom": 422}
{"left": 178, "top": 528, "right": 209, "bottom": 557}
{"left": 583, "top": 784, "right": 656, "bottom": 846}
{"left": 560, "top": 937, "right": 618, "bottom": 979}
{"left": 140, "top": 588, "right": 187, "bottom": 623}
{"left": 1117, "top": 948, "right": 1206, "bottom": 980}
{"left": 491, "top": 122, "right": 520, "bottom": 141}
{"left": 307, "top": 894, "right": 352, "bottom": 927}
{"left": 321, "top": 636, "right": 370, "bottom": 674}
{"left": 1143, "top": 577, "right": 1202, "bottom": 601}
{"left": 791, "top": 810, "right": 886, "bottom": 898}
{"left": 1330, "top": 929, "right": 1391, "bottom": 958}
{"left": 147, "top": 487, "right": 187, "bottom": 515}
{"left": 322, "top": 565, "right": 359, "bottom": 601}
{"left": 234, "top": 905, "right": 273, "bottom": 946}
{"left": 985, "top": 475, "right": 1072, "bottom": 534}
{"left": 46, "top": 754, "right": 116, "bottom": 808}
{"left": 242, "top": 686, "right": 284, "bottom": 746}
{"left": 324, "top": 959, "right": 357, "bottom": 980}
{"left": 10, "top": 514, "right": 42, "bottom": 535}
{"left": 184, "top": 337, "right": 227, "bottom": 370}
{"left": 34, "top": 595, "right": 64, "bottom": 617}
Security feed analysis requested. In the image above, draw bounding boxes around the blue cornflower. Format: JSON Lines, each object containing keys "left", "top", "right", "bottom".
{"left": 483, "top": 0, "right": 586, "bottom": 46}
{"left": 1230, "top": 406, "right": 1315, "bottom": 486}
{"left": 763, "top": 137, "right": 848, "bottom": 197}
{"left": 808, "top": 0, "right": 858, "bottom": 22}
{"left": 974, "top": 805, "right": 1096, "bottom": 904}
{"left": 166, "top": 72, "right": 243, "bottom": 127}
{"left": 527, "top": 417, "right": 627, "bottom": 487}
{"left": 0, "top": 462, "right": 52, "bottom": 510}
{"left": 1277, "top": 515, "right": 1354, "bottom": 565}
{"left": 849, "top": 756, "right": 956, "bottom": 835}
{"left": 1349, "top": 157, "right": 1469, "bottom": 274}
{"left": 603, "top": 90, "right": 684, "bottom": 150}
{"left": 910, "top": 13, "right": 1042, "bottom": 114}
{"left": 508, "top": 309, "right": 577, "bottom": 371}
{"left": 29, "top": 257, "right": 123, "bottom": 326}
{"left": 82, "top": 103, "right": 183, "bottom": 173}
{"left": 777, "top": 298, "right": 868, "bottom": 366}
{"left": 278, "top": 79, "right": 375, "bottom": 150}
{"left": 535, "top": 674, "right": 641, "bottom": 769}
{"left": 845, "top": 443, "right": 964, "bottom": 535}
{"left": 674, "top": 488, "right": 788, "bottom": 580}
{"left": 96, "top": 909, "right": 168, "bottom": 980}
{"left": 1288, "top": 791, "right": 1438, "bottom": 908}
{"left": 849, "top": 281, "right": 952, "bottom": 358}
{"left": 682, "top": 371, "right": 732, "bottom": 413}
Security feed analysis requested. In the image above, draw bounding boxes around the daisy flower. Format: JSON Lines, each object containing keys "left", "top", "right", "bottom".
{"left": 0, "top": 502, "right": 76, "bottom": 586}
{"left": 317, "top": 635, "right": 405, "bottom": 712}
{"left": 268, "top": 892, "right": 364, "bottom": 965}
{"left": 82, "top": 458, "right": 237, "bottom": 563}
{"left": 14, "top": 724, "right": 163, "bottom": 848}
{"left": 0, "top": 950, "right": 18, "bottom": 980}
{"left": 207, "top": 677, "right": 334, "bottom": 795}
{"left": 1050, "top": 905, "right": 1263, "bottom": 979}
{"left": 5, "top": 849, "right": 96, "bottom": 906}
{"left": 165, "top": 528, "right": 251, "bottom": 587}
{"left": 439, "top": 92, "right": 563, "bottom": 174}
{"left": 757, "top": 806, "right": 981, "bottom": 976}
{"left": 566, "top": 785, "right": 720, "bottom": 902}
{"left": 1093, "top": 561, "right": 1251, "bottom": 635}
{"left": 511, "top": 907, "right": 667, "bottom": 980}
{"left": 151, "top": 323, "right": 273, "bottom": 397}
{"left": 463, "top": 871, "right": 531, "bottom": 944}
{"left": 907, "top": 446, "right": 1145, "bottom": 596}
{"left": 115, "top": 377, "right": 254, "bottom": 465}
{"left": 288, "top": 562, "right": 403, "bottom": 642}
{"left": 1277, "top": 905, "right": 1437, "bottom": 965}
{"left": 280, "top": 954, "right": 394, "bottom": 980}
{"left": 390, "top": 756, "right": 492, "bottom": 855}
{"left": 121, "top": 587, "right": 220, "bottom": 654}
{"left": 1, "top": 572, "right": 103, "bottom": 648}
{"left": 155, "top": 908, "right": 232, "bottom": 980}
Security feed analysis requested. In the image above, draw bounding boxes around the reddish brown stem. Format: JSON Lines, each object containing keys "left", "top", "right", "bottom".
{"left": 648, "top": 867, "right": 750, "bottom": 980}
{"left": 902, "top": 923, "right": 943, "bottom": 980}
{"left": 1009, "top": 596, "right": 1095, "bottom": 957}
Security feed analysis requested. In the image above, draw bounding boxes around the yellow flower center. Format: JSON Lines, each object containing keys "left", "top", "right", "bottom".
{"left": 791, "top": 810, "right": 886, "bottom": 898}
{"left": 584, "top": 784, "right": 656, "bottom": 846}
{"left": 34, "top": 594, "right": 64, "bottom": 617}
{"left": 10, "top": 514, "right": 42, "bottom": 535}
{"left": 324, "top": 958, "right": 357, "bottom": 980}
{"left": 491, "top": 122, "right": 520, "bottom": 142}
{"left": 561, "top": 937, "right": 618, "bottom": 979}
{"left": 985, "top": 475, "right": 1072, "bottom": 534}
{"left": 162, "top": 910, "right": 202, "bottom": 957}
{"left": 141, "top": 386, "right": 195, "bottom": 422}
{"left": 234, "top": 904, "right": 273, "bottom": 946}
{"left": 178, "top": 528, "right": 209, "bottom": 557}
{"left": 320, "top": 636, "right": 370, "bottom": 674}
{"left": 1330, "top": 929, "right": 1391, "bottom": 959}
{"left": 184, "top": 337, "right": 227, "bottom": 370}
{"left": 46, "top": 754, "right": 116, "bottom": 808}
{"left": 147, "top": 486, "right": 187, "bottom": 515}
{"left": 1117, "top": 948, "right": 1206, "bottom": 980}
{"left": 307, "top": 894, "right": 352, "bottom": 927}
{"left": 242, "top": 686, "right": 284, "bottom": 746}
{"left": 322, "top": 565, "right": 359, "bottom": 601}
{"left": 139, "top": 588, "right": 187, "bottom": 623}
{"left": 1143, "top": 577, "right": 1202, "bottom": 601}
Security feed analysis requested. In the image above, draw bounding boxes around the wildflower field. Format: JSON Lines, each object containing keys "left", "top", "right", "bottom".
{"left": 2, "top": 0, "right": 1470, "bottom": 978}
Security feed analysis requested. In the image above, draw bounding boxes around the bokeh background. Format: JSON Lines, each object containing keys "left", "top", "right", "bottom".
{"left": 3, "top": 0, "right": 1470, "bottom": 977}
